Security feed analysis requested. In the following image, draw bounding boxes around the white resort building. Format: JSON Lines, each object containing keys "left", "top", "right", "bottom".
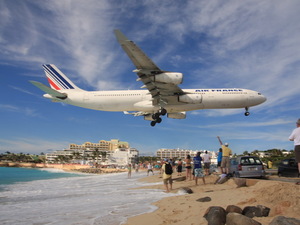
{"left": 156, "top": 148, "right": 218, "bottom": 164}
{"left": 46, "top": 139, "right": 139, "bottom": 166}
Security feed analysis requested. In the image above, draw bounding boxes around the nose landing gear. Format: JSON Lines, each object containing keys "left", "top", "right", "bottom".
{"left": 245, "top": 107, "right": 250, "bottom": 116}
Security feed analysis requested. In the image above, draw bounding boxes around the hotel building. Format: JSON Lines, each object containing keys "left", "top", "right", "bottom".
{"left": 156, "top": 148, "right": 217, "bottom": 164}
{"left": 46, "top": 139, "right": 138, "bottom": 166}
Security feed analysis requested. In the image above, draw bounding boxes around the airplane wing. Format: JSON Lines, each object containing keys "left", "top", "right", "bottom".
{"left": 114, "top": 30, "right": 184, "bottom": 107}
{"left": 29, "top": 81, "right": 67, "bottom": 100}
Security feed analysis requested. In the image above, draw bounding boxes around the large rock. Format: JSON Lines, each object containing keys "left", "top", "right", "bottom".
{"left": 226, "top": 205, "right": 243, "bottom": 214}
{"left": 242, "top": 205, "right": 270, "bottom": 218}
{"left": 226, "top": 212, "right": 262, "bottom": 225}
{"left": 269, "top": 216, "right": 300, "bottom": 225}
{"left": 233, "top": 178, "right": 247, "bottom": 187}
{"left": 178, "top": 187, "right": 193, "bottom": 194}
{"left": 196, "top": 196, "right": 211, "bottom": 202}
{"left": 203, "top": 206, "right": 226, "bottom": 225}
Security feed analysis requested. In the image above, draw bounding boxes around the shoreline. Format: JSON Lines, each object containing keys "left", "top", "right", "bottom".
{"left": 124, "top": 173, "right": 300, "bottom": 225}
{"left": 0, "top": 162, "right": 127, "bottom": 174}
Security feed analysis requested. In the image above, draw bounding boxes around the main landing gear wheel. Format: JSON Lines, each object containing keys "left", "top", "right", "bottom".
{"left": 160, "top": 108, "right": 167, "bottom": 116}
{"left": 150, "top": 121, "right": 156, "bottom": 127}
{"left": 150, "top": 108, "right": 167, "bottom": 126}
{"left": 244, "top": 107, "right": 250, "bottom": 116}
{"left": 150, "top": 117, "right": 162, "bottom": 127}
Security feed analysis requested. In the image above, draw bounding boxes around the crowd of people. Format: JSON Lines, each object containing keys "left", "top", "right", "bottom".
{"left": 127, "top": 136, "right": 233, "bottom": 192}
{"left": 128, "top": 119, "right": 300, "bottom": 190}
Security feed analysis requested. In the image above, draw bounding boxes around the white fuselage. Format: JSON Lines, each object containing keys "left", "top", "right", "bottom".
{"left": 47, "top": 88, "right": 266, "bottom": 113}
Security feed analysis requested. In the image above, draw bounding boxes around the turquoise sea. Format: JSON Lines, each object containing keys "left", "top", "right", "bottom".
{"left": 0, "top": 167, "right": 179, "bottom": 225}
{"left": 0, "top": 167, "right": 83, "bottom": 186}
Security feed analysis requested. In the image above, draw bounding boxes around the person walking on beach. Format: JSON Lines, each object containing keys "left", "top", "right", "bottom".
{"left": 185, "top": 155, "right": 192, "bottom": 181}
{"left": 162, "top": 160, "right": 173, "bottom": 192}
{"left": 203, "top": 151, "right": 211, "bottom": 176}
{"left": 147, "top": 162, "right": 154, "bottom": 176}
{"left": 217, "top": 136, "right": 232, "bottom": 174}
{"left": 127, "top": 164, "right": 132, "bottom": 179}
{"left": 217, "top": 148, "right": 223, "bottom": 174}
{"left": 289, "top": 118, "right": 300, "bottom": 185}
{"left": 193, "top": 152, "right": 205, "bottom": 185}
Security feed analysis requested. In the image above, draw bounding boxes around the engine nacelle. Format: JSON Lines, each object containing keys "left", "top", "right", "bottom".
{"left": 178, "top": 94, "right": 202, "bottom": 104}
{"left": 144, "top": 115, "right": 155, "bottom": 121}
{"left": 153, "top": 72, "right": 183, "bottom": 85}
{"left": 167, "top": 112, "right": 186, "bottom": 119}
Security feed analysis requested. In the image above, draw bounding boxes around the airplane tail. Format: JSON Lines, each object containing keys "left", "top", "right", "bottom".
{"left": 42, "top": 64, "right": 82, "bottom": 90}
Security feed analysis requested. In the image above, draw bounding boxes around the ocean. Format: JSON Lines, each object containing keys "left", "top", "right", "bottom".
{"left": 0, "top": 167, "right": 179, "bottom": 225}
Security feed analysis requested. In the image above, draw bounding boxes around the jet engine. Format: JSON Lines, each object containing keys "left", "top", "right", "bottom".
{"left": 167, "top": 112, "right": 186, "bottom": 119}
{"left": 144, "top": 114, "right": 155, "bottom": 121}
{"left": 152, "top": 72, "right": 183, "bottom": 85}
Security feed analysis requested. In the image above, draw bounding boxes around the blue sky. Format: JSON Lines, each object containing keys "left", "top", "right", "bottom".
{"left": 1, "top": 0, "right": 300, "bottom": 155}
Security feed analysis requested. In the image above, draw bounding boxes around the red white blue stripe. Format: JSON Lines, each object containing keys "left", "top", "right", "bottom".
{"left": 43, "top": 64, "right": 75, "bottom": 90}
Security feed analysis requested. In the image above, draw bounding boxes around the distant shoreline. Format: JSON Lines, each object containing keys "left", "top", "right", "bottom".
{"left": 0, "top": 162, "right": 127, "bottom": 174}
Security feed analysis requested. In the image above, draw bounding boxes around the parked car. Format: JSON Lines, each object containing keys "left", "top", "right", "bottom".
{"left": 277, "top": 158, "right": 299, "bottom": 177}
{"left": 230, "top": 156, "right": 266, "bottom": 178}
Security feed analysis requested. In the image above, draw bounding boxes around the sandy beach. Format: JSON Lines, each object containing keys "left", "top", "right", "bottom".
{"left": 124, "top": 173, "right": 300, "bottom": 225}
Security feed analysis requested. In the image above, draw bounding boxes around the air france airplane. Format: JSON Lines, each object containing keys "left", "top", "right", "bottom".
{"left": 30, "top": 30, "right": 266, "bottom": 126}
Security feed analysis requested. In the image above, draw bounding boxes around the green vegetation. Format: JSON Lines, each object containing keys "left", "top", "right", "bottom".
{"left": 0, "top": 151, "right": 45, "bottom": 163}
{"left": 0, "top": 149, "right": 295, "bottom": 168}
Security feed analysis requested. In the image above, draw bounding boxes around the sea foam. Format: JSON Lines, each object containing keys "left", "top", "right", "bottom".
{"left": 0, "top": 171, "right": 179, "bottom": 225}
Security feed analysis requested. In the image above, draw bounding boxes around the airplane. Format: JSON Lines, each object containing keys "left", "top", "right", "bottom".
{"left": 30, "top": 30, "right": 266, "bottom": 127}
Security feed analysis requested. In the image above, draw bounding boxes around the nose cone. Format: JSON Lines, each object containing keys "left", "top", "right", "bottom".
{"left": 259, "top": 93, "right": 267, "bottom": 104}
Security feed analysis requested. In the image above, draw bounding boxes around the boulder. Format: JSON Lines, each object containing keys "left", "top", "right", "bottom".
{"left": 203, "top": 206, "right": 226, "bottom": 225}
{"left": 269, "top": 216, "right": 300, "bottom": 225}
{"left": 226, "top": 205, "right": 243, "bottom": 214}
{"left": 242, "top": 205, "right": 270, "bottom": 218}
{"left": 233, "top": 178, "right": 247, "bottom": 187}
{"left": 226, "top": 212, "right": 261, "bottom": 225}
{"left": 178, "top": 187, "right": 193, "bottom": 194}
{"left": 196, "top": 196, "right": 211, "bottom": 202}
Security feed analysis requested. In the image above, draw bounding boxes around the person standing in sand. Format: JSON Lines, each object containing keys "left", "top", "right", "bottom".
{"left": 289, "top": 118, "right": 300, "bottom": 185}
{"left": 162, "top": 160, "right": 173, "bottom": 192}
{"left": 185, "top": 155, "right": 192, "bottom": 181}
{"left": 193, "top": 152, "right": 205, "bottom": 185}
{"left": 147, "top": 162, "right": 154, "bottom": 176}
{"left": 202, "top": 150, "right": 211, "bottom": 176}
{"left": 217, "top": 136, "right": 232, "bottom": 175}
{"left": 217, "top": 148, "right": 223, "bottom": 174}
{"left": 177, "top": 159, "right": 183, "bottom": 176}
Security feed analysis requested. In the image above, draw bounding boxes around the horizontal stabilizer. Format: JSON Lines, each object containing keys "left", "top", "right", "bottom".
{"left": 29, "top": 81, "right": 67, "bottom": 99}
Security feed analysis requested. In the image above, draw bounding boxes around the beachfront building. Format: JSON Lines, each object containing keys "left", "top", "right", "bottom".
{"left": 107, "top": 148, "right": 139, "bottom": 166}
{"left": 69, "top": 139, "right": 129, "bottom": 152}
{"left": 156, "top": 148, "right": 217, "bottom": 164}
{"left": 45, "top": 139, "right": 137, "bottom": 165}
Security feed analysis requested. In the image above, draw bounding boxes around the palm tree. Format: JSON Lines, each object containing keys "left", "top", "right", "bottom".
{"left": 100, "top": 151, "right": 107, "bottom": 164}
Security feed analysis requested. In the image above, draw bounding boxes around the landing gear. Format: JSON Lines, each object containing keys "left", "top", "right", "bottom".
{"left": 245, "top": 107, "right": 250, "bottom": 116}
{"left": 150, "top": 108, "right": 166, "bottom": 126}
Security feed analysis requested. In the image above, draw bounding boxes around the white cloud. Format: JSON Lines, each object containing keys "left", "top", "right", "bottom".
{"left": 0, "top": 138, "right": 69, "bottom": 154}
{"left": 0, "top": 104, "right": 40, "bottom": 117}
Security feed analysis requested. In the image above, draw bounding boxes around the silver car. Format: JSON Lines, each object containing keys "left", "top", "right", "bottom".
{"left": 230, "top": 156, "right": 266, "bottom": 178}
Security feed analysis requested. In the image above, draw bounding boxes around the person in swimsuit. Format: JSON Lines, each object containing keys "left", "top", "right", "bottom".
{"left": 185, "top": 155, "right": 192, "bottom": 181}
